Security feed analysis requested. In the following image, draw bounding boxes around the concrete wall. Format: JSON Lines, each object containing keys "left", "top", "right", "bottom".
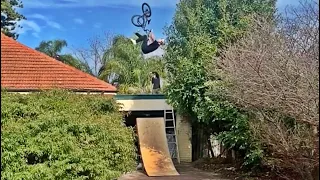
{"left": 176, "top": 114, "right": 192, "bottom": 162}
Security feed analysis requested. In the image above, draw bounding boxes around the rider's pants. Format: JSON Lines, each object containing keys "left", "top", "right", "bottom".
{"left": 135, "top": 33, "right": 160, "bottom": 54}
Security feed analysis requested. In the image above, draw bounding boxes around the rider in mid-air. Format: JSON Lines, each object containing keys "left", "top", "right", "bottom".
{"left": 130, "top": 31, "right": 165, "bottom": 54}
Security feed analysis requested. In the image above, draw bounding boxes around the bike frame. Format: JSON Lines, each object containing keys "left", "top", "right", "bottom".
{"left": 131, "top": 3, "right": 152, "bottom": 34}
{"left": 141, "top": 16, "right": 150, "bottom": 33}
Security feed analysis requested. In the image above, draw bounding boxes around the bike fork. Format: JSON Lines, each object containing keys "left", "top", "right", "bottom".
{"left": 143, "top": 28, "right": 150, "bottom": 35}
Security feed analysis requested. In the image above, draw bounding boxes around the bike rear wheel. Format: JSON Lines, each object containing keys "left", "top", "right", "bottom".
{"left": 142, "top": 3, "right": 151, "bottom": 17}
{"left": 131, "top": 15, "right": 145, "bottom": 27}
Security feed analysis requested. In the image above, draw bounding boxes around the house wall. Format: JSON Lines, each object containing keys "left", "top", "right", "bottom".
{"left": 116, "top": 99, "right": 172, "bottom": 111}
{"left": 176, "top": 114, "right": 192, "bottom": 162}
{"left": 115, "top": 95, "right": 192, "bottom": 163}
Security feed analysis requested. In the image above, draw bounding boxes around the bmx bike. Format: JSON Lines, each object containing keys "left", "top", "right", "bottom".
{"left": 131, "top": 3, "right": 152, "bottom": 34}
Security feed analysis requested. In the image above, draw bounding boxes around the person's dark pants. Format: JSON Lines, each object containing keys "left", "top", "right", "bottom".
{"left": 152, "top": 88, "right": 160, "bottom": 94}
{"left": 135, "top": 33, "right": 160, "bottom": 54}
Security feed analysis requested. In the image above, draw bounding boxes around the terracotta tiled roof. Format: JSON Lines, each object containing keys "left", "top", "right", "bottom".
{"left": 1, "top": 33, "right": 116, "bottom": 92}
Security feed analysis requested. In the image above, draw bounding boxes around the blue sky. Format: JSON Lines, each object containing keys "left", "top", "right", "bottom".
{"left": 16, "top": 0, "right": 177, "bottom": 52}
{"left": 15, "top": 0, "right": 299, "bottom": 52}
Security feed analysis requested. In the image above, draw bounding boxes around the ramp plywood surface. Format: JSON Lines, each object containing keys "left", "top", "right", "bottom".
{"left": 136, "top": 117, "right": 180, "bottom": 177}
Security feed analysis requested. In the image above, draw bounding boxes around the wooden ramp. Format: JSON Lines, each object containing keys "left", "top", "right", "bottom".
{"left": 136, "top": 117, "right": 180, "bottom": 177}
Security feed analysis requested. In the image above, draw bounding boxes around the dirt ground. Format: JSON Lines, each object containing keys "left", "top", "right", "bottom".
{"left": 118, "top": 163, "right": 231, "bottom": 180}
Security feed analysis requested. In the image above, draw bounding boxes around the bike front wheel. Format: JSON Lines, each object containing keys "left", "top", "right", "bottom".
{"left": 131, "top": 15, "right": 145, "bottom": 27}
{"left": 142, "top": 3, "right": 151, "bottom": 17}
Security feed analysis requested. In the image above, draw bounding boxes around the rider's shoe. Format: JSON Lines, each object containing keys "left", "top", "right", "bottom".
{"left": 144, "top": 29, "right": 151, "bottom": 36}
{"left": 148, "top": 29, "right": 153, "bottom": 34}
{"left": 135, "top": 32, "right": 142, "bottom": 38}
{"left": 130, "top": 38, "right": 137, "bottom": 45}
{"left": 147, "top": 19, "right": 151, "bottom": 24}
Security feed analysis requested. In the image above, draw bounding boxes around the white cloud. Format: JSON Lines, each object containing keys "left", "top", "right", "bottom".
{"left": 32, "top": 32, "right": 40, "bottom": 38}
{"left": 14, "top": 19, "right": 42, "bottom": 37}
{"left": 93, "top": 23, "right": 102, "bottom": 28}
{"left": 15, "top": 20, "right": 41, "bottom": 33}
{"left": 11, "top": 14, "right": 63, "bottom": 38}
{"left": 23, "top": 0, "right": 179, "bottom": 9}
{"left": 74, "top": 18, "right": 84, "bottom": 24}
{"left": 28, "top": 13, "right": 62, "bottom": 30}
{"left": 47, "top": 21, "right": 62, "bottom": 29}
{"left": 28, "top": 13, "right": 46, "bottom": 20}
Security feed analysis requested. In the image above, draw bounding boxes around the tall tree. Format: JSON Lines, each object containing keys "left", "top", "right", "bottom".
{"left": 35, "top": 40, "right": 68, "bottom": 58}
{"left": 73, "top": 32, "right": 114, "bottom": 76}
{"left": 59, "top": 54, "right": 93, "bottom": 75}
{"left": 98, "top": 35, "right": 166, "bottom": 94}
{"left": 1, "top": 0, "right": 25, "bottom": 39}
{"left": 164, "top": 0, "right": 276, "bottom": 168}
{"left": 165, "top": 0, "right": 275, "bottom": 115}
{"left": 35, "top": 39, "right": 93, "bottom": 75}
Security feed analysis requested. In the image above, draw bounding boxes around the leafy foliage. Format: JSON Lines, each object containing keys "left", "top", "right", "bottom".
{"left": 59, "top": 54, "right": 93, "bottom": 75}
{"left": 1, "top": 0, "right": 25, "bottom": 39}
{"left": 217, "top": 1, "right": 319, "bottom": 178}
{"left": 35, "top": 40, "right": 68, "bottom": 57}
{"left": 164, "top": 0, "right": 275, "bottom": 168}
{"left": 35, "top": 40, "right": 93, "bottom": 74}
{"left": 1, "top": 90, "right": 136, "bottom": 180}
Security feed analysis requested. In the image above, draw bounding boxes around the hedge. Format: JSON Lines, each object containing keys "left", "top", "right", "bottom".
{"left": 1, "top": 90, "right": 136, "bottom": 180}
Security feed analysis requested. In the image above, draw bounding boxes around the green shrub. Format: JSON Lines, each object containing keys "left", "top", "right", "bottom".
{"left": 1, "top": 90, "right": 136, "bottom": 180}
